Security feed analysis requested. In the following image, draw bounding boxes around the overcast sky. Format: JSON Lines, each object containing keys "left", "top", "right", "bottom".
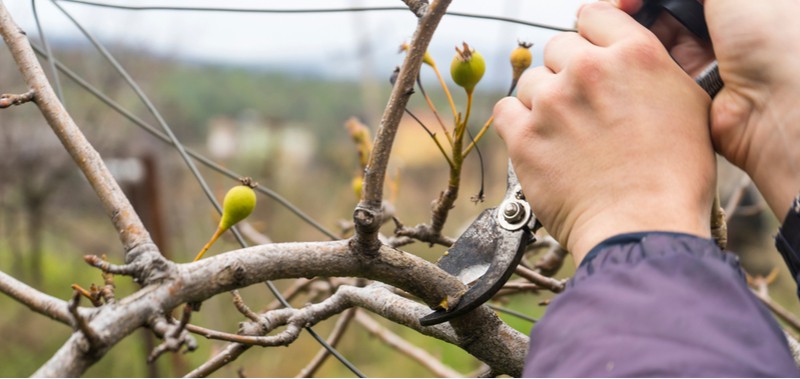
{"left": 4, "top": 1, "right": 592, "bottom": 88}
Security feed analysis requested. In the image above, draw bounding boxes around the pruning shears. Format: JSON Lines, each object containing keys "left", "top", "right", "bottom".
{"left": 419, "top": 162, "right": 539, "bottom": 326}
{"left": 419, "top": 0, "right": 721, "bottom": 327}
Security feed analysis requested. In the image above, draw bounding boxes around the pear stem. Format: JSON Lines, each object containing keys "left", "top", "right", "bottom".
{"left": 193, "top": 227, "right": 226, "bottom": 262}
{"left": 464, "top": 115, "right": 493, "bottom": 157}
{"left": 430, "top": 62, "right": 459, "bottom": 122}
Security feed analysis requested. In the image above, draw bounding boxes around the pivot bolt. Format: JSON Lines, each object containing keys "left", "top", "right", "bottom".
{"left": 503, "top": 202, "right": 524, "bottom": 223}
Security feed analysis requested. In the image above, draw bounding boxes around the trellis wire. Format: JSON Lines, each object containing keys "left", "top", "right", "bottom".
{"left": 55, "top": 0, "right": 575, "bottom": 32}
{"left": 31, "top": 0, "right": 63, "bottom": 102}
{"left": 28, "top": 44, "right": 339, "bottom": 241}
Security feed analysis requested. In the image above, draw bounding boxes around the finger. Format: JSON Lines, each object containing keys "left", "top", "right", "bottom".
{"left": 576, "top": 1, "right": 650, "bottom": 47}
{"left": 493, "top": 96, "right": 532, "bottom": 143}
{"left": 516, "top": 66, "right": 554, "bottom": 109}
{"left": 615, "top": 0, "right": 645, "bottom": 15}
{"left": 543, "top": 32, "right": 595, "bottom": 73}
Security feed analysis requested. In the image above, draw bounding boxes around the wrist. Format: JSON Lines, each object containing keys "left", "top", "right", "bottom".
{"left": 564, "top": 196, "right": 712, "bottom": 265}
{"left": 740, "top": 95, "right": 800, "bottom": 222}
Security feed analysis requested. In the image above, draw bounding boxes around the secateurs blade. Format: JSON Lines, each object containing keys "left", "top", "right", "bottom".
{"left": 419, "top": 162, "right": 539, "bottom": 326}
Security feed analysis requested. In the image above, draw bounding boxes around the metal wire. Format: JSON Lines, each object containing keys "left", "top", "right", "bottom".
{"left": 31, "top": 0, "right": 64, "bottom": 102}
{"left": 488, "top": 304, "right": 538, "bottom": 324}
{"left": 27, "top": 44, "right": 339, "bottom": 241}
{"left": 54, "top": 0, "right": 575, "bottom": 32}
{"left": 45, "top": 2, "right": 361, "bottom": 376}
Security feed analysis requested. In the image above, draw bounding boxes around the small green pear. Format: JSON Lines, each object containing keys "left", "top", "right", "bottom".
{"left": 193, "top": 178, "right": 257, "bottom": 261}
{"left": 450, "top": 42, "right": 485, "bottom": 94}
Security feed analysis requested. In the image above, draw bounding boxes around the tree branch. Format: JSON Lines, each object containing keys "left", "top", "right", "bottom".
{"left": 0, "top": 1, "right": 154, "bottom": 258}
{"left": 354, "top": 0, "right": 452, "bottom": 252}
{"left": 514, "top": 266, "right": 566, "bottom": 293}
{"left": 0, "top": 270, "right": 73, "bottom": 325}
{"left": 33, "top": 240, "right": 527, "bottom": 376}
{"left": 402, "top": 0, "right": 429, "bottom": 18}
{"left": 296, "top": 308, "right": 356, "bottom": 378}
{"left": 355, "top": 310, "right": 463, "bottom": 377}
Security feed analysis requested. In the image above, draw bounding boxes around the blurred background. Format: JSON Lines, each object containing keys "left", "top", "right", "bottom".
{"left": 0, "top": 0, "right": 797, "bottom": 377}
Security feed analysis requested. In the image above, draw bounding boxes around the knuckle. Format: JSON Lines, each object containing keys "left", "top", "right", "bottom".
{"left": 618, "top": 33, "right": 665, "bottom": 65}
{"left": 568, "top": 50, "right": 608, "bottom": 86}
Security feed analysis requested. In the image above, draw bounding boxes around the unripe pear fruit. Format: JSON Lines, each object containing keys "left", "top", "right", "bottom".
{"left": 450, "top": 42, "right": 485, "bottom": 94}
{"left": 510, "top": 41, "right": 533, "bottom": 81}
{"left": 193, "top": 177, "right": 257, "bottom": 261}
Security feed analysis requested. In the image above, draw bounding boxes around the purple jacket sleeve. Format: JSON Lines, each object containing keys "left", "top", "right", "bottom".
{"left": 522, "top": 232, "right": 800, "bottom": 377}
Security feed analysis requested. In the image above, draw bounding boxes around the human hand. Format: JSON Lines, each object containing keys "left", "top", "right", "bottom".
{"left": 618, "top": 0, "right": 800, "bottom": 220}
{"left": 494, "top": 2, "right": 716, "bottom": 263}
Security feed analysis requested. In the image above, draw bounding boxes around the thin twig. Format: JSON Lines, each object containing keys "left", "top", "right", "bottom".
{"left": 405, "top": 108, "right": 454, "bottom": 168}
{"left": 231, "top": 291, "right": 261, "bottom": 322}
{"left": 751, "top": 289, "right": 800, "bottom": 333}
{"left": 355, "top": 310, "right": 463, "bottom": 378}
{"left": 514, "top": 266, "right": 565, "bottom": 293}
{"left": 0, "top": 270, "right": 72, "bottom": 324}
{"left": 184, "top": 343, "right": 250, "bottom": 378}
{"left": 415, "top": 76, "right": 453, "bottom": 146}
{"left": 463, "top": 115, "right": 493, "bottom": 157}
{"left": 724, "top": 175, "right": 752, "bottom": 222}
{"left": 71, "top": 283, "right": 102, "bottom": 307}
{"left": 295, "top": 308, "right": 357, "bottom": 378}
{"left": 530, "top": 237, "right": 568, "bottom": 277}
{"left": 149, "top": 314, "right": 199, "bottom": 363}
{"left": 0, "top": 89, "right": 35, "bottom": 108}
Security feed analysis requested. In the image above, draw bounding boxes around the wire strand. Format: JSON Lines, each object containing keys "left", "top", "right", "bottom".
{"left": 31, "top": 0, "right": 64, "bottom": 102}
{"left": 54, "top": 0, "right": 575, "bottom": 32}
{"left": 28, "top": 43, "right": 338, "bottom": 241}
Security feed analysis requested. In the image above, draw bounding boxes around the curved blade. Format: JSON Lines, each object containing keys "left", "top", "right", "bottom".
{"left": 419, "top": 208, "right": 532, "bottom": 326}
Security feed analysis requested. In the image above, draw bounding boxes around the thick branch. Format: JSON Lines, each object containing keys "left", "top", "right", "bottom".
{"left": 0, "top": 2, "right": 153, "bottom": 255}
{"left": 36, "top": 240, "right": 527, "bottom": 376}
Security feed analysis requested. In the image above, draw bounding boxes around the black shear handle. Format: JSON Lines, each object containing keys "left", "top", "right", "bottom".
{"left": 634, "top": 0, "right": 709, "bottom": 41}
{"left": 634, "top": 0, "right": 722, "bottom": 98}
